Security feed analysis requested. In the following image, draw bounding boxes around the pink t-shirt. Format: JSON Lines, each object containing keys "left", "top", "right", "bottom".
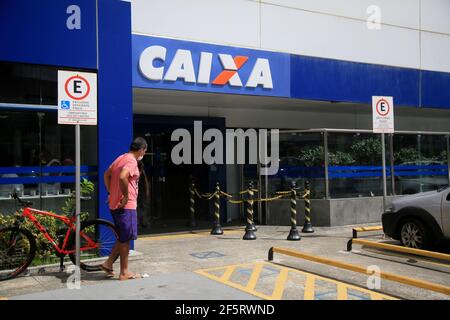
{"left": 108, "top": 153, "right": 140, "bottom": 210}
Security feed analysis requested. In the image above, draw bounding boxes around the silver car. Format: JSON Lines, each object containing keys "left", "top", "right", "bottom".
{"left": 382, "top": 187, "right": 450, "bottom": 249}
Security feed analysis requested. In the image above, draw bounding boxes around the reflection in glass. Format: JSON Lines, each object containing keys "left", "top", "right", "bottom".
{"left": 0, "top": 110, "right": 98, "bottom": 218}
{"left": 393, "top": 134, "right": 448, "bottom": 195}
{"left": 268, "top": 132, "right": 325, "bottom": 199}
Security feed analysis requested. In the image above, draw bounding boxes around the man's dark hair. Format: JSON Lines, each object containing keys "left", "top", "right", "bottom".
{"left": 130, "top": 137, "right": 148, "bottom": 151}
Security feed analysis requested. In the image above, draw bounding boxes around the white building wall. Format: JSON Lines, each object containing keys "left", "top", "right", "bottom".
{"left": 260, "top": 4, "right": 420, "bottom": 69}
{"left": 421, "top": 0, "right": 450, "bottom": 34}
{"left": 263, "top": 0, "right": 421, "bottom": 29}
{"left": 421, "top": 32, "right": 450, "bottom": 73}
{"left": 130, "top": 0, "right": 260, "bottom": 48}
{"left": 129, "top": 0, "right": 450, "bottom": 73}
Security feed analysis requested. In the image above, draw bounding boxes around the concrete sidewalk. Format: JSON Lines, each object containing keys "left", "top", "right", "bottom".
{"left": 10, "top": 272, "right": 257, "bottom": 300}
{"left": 1, "top": 224, "right": 449, "bottom": 300}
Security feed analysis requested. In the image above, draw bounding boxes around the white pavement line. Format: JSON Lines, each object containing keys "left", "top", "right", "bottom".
{"left": 338, "top": 250, "right": 361, "bottom": 254}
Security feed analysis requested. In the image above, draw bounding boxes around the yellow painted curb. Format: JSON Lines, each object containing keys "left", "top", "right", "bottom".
{"left": 271, "top": 246, "right": 450, "bottom": 296}
{"left": 139, "top": 229, "right": 244, "bottom": 241}
{"left": 352, "top": 238, "right": 450, "bottom": 262}
{"left": 364, "top": 247, "right": 450, "bottom": 269}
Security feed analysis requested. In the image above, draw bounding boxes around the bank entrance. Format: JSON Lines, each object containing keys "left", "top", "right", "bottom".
{"left": 133, "top": 115, "right": 230, "bottom": 234}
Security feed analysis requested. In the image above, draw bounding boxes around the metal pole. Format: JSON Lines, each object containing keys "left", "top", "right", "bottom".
{"left": 37, "top": 113, "right": 44, "bottom": 210}
{"left": 257, "top": 162, "right": 262, "bottom": 226}
{"left": 264, "top": 164, "right": 269, "bottom": 225}
{"left": 323, "top": 130, "right": 330, "bottom": 199}
{"left": 389, "top": 133, "right": 395, "bottom": 195}
{"left": 446, "top": 135, "right": 450, "bottom": 186}
{"left": 418, "top": 134, "right": 423, "bottom": 193}
{"left": 240, "top": 164, "right": 244, "bottom": 222}
{"left": 381, "top": 133, "right": 387, "bottom": 211}
{"left": 260, "top": 131, "right": 269, "bottom": 225}
{"left": 75, "top": 124, "right": 81, "bottom": 272}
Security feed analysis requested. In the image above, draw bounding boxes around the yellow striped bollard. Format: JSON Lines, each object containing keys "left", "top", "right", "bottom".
{"left": 211, "top": 182, "right": 224, "bottom": 235}
{"left": 302, "top": 180, "right": 314, "bottom": 233}
{"left": 187, "top": 180, "right": 197, "bottom": 228}
{"left": 243, "top": 181, "right": 257, "bottom": 240}
{"left": 287, "top": 181, "right": 301, "bottom": 241}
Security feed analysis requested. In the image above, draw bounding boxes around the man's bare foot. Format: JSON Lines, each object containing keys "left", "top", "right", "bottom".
{"left": 119, "top": 273, "right": 142, "bottom": 281}
{"left": 100, "top": 263, "right": 115, "bottom": 277}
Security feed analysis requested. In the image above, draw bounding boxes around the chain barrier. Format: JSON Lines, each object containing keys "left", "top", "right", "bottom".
{"left": 188, "top": 179, "right": 315, "bottom": 238}
{"left": 193, "top": 187, "right": 308, "bottom": 203}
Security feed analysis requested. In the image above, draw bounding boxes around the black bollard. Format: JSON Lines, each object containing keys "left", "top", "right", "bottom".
{"left": 243, "top": 181, "right": 257, "bottom": 240}
{"left": 249, "top": 183, "right": 257, "bottom": 232}
{"left": 287, "top": 181, "right": 301, "bottom": 241}
{"left": 187, "top": 179, "right": 197, "bottom": 228}
{"left": 211, "top": 182, "right": 224, "bottom": 235}
{"left": 302, "top": 180, "right": 314, "bottom": 233}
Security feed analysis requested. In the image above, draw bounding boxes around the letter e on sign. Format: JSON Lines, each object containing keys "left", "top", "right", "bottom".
{"left": 376, "top": 98, "right": 389, "bottom": 116}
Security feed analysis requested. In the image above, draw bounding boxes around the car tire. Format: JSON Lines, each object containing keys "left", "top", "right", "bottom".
{"left": 399, "top": 218, "right": 433, "bottom": 250}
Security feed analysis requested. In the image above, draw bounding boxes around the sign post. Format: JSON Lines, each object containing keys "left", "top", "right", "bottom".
{"left": 372, "top": 96, "right": 394, "bottom": 212}
{"left": 58, "top": 71, "right": 97, "bottom": 281}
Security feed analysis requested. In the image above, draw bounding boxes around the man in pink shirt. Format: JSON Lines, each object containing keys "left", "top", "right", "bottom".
{"left": 101, "top": 137, "right": 147, "bottom": 280}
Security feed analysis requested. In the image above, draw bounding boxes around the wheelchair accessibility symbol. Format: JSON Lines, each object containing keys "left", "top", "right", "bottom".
{"left": 61, "top": 100, "right": 71, "bottom": 110}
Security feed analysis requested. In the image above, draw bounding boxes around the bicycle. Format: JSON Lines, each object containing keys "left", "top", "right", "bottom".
{"left": 0, "top": 193, "right": 119, "bottom": 281}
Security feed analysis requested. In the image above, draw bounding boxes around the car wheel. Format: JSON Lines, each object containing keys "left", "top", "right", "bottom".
{"left": 399, "top": 218, "right": 432, "bottom": 250}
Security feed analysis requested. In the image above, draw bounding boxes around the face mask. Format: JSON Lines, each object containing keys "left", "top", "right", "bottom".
{"left": 137, "top": 155, "right": 144, "bottom": 161}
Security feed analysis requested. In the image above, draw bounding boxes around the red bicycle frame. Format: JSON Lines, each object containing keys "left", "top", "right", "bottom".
{"left": 21, "top": 207, "right": 98, "bottom": 255}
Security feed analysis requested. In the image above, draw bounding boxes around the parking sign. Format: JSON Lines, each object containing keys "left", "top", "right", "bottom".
{"left": 58, "top": 71, "right": 97, "bottom": 125}
{"left": 372, "top": 96, "right": 394, "bottom": 133}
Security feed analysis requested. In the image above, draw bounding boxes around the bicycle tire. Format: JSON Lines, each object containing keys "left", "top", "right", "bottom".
{"left": 68, "top": 219, "right": 119, "bottom": 272}
{"left": 0, "top": 226, "right": 36, "bottom": 281}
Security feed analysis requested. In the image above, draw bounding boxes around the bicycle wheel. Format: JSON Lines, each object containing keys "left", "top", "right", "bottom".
{"left": 68, "top": 219, "right": 119, "bottom": 272}
{"left": 0, "top": 226, "right": 36, "bottom": 281}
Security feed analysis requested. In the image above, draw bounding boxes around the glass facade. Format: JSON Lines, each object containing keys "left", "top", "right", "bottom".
{"left": 268, "top": 130, "right": 449, "bottom": 199}
{"left": 393, "top": 134, "right": 448, "bottom": 195}
{"left": 268, "top": 132, "right": 325, "bottom": 199}
{"left": 0, "top": 62, "right": 98, "bottom": 217}
{"left": 327, "top": 132, "right": 383, "bottom": 198}
{"left": 0, "top": 62, "right": 57, "bottom": 105}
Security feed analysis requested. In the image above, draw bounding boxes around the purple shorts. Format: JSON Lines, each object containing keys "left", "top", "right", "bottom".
{"left": 110, "top": 209, "right": 138, "bottom": 243}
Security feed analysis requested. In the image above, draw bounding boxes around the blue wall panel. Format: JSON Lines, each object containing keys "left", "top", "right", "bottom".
{"left": 290, "top": 55, "right": 421, "bottom": 107}
{"left": 97, "top": 0, "right": 133, "bottom": 225}
{"left": 421, "top": 70, "right": 450, "bottom": 109}
{"left": 0, "top": 0, "right": 97, "bottom": 69}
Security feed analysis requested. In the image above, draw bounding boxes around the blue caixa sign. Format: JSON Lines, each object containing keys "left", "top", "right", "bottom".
{"left": 132, "top": 35, "right": 290, "bottom": 97}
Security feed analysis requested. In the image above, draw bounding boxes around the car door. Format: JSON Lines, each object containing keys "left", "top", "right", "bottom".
{"left": 441, "top": 189, "right": 450, "bottom": 237}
